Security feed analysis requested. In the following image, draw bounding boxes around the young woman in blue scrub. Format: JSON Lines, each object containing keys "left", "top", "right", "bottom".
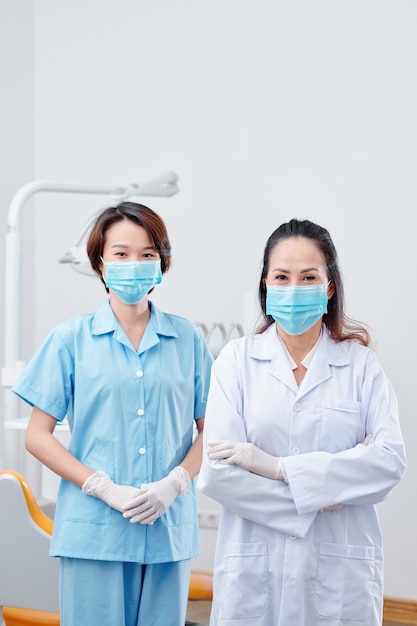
{"left": 197, "top": 218, "right": 406, "bottom": 626}
{"left": 12, "top": 202, "right": 213, "bottom": 626}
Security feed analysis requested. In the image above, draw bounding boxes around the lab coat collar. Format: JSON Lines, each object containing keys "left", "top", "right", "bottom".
{"left": 249, "top": 324, "right": 351, "bottom": 396}
{"left": 91, "top": 300, "right": 179, "bottom": 352}
{"left": 297, "top": 328, "right": 351, "bottom": 399}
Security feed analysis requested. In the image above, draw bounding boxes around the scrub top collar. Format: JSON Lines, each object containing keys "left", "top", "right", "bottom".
{"left": 91, "top": 300, "right": 179, "bottom": 354}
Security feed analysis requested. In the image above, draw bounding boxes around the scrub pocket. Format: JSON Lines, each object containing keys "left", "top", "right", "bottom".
{"left": 162, "top": 492, "right": 195, "bottom": 526}
{"left": 64, "top": 440, "right": 115, "bottom": 524}
{"left": 220, "top": 542, "right": 269, "bottom": 619}
{"left": 314, "top": 542, "right": 375, "bottom": 620}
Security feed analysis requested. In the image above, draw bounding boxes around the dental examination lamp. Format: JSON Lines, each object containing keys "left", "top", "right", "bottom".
{"left": 58, "top": 174, "right": 179, "bottom": 275}
{"left": 1, "top": 172, "right": 179, "bottom": 468}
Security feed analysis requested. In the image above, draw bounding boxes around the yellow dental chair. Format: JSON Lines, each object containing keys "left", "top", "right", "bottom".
{"left": 0, "top": 470, "right": 60, "bottom": 625}
{"left": 0, "top": 470, "right": 213, "bottom": 626}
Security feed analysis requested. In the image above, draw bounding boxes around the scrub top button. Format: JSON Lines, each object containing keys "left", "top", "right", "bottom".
{"left": 136, "top": 370, "right": 143, "bottom": 377}
{"left": 292, "top": 446, "right": 300, "bottom": 455}
{"left": 138, "top": 447, "right": 146, "bottom": 455}
{"left": 294, "top": 403, "right": 301, "bottom": 412}
{"left": 137, "top": 409, "right": 144, "bottom": 416}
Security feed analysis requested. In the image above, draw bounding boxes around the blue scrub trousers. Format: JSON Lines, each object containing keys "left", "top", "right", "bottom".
{"left": 60, "top": 557, "right": 192, "bottom": 626}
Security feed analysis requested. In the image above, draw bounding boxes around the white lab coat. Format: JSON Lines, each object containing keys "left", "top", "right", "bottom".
{"left": 197, "top": 324, "right": 406, "bottom": 626}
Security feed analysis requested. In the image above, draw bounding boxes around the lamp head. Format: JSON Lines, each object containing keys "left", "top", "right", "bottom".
{"left": 58, "top": 172, "right": 179, "bottom": 276}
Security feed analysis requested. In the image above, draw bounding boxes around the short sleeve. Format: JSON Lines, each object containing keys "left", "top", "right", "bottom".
{"left": 12, "top": 328, "right": 74, "bottom": 421}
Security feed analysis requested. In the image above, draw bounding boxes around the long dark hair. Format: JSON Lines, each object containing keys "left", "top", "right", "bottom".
{"left": 87, "top": 202, "right": 171, "bottom": 290}
{"left": 257, "top": 219, "right": 371, "bottom": 345}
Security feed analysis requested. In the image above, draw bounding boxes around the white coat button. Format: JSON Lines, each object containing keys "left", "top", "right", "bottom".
{"left": 293, "top": 403, "right": 301, "bottom": 411}
{"left": 137, "top": 409, "right": 144, "bottom": 416}
{"left": 289, "top": 535, "right": 297, "bottom": 540}
{"left": 138, "top": 447, "right": 146, "bottom": 455}
{"left": 292, "top": 446, "right": 300, "bottom": 455}
{"left": 136, "top": 370, "right": 143, "bottom": 377}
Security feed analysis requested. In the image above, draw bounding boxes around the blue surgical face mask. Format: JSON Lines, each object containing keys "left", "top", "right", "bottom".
{"left": 102, "top": 259, "right": 162, "bottom": 305}
{"left": 266, "top": 283, "right": 329, "bottom": 335}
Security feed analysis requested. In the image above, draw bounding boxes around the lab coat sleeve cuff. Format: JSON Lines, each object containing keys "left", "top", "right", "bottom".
{"left": 283, "top": 458, "right": 319, "bottom": 517}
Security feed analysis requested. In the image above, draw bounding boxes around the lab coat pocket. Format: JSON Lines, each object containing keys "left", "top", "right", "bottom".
{"left": 314, "top": 542, "right": 375, "bottom": 620}
{"left": 321, "top": 399, "right": 362, "bottom": 451}
{"left": 220, "top": 542, "right": 269, "bottom": 619}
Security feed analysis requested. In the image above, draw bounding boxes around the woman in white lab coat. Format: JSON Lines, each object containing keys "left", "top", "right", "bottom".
{"left": 197, "top": 218, "right": 406, "bottom": 626}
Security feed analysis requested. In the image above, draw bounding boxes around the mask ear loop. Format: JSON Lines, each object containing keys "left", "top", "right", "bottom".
{"left": 325, "top": 279, "right": 333, "bottom": 298}
{"left": 99, "top": 256, "right": 107, "bottom": 285}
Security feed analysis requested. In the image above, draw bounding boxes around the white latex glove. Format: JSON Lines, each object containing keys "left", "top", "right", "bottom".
{"left": 361, "top": 434, "right": 373, "bottom": 446}
{"left": 208, "top": 440, "right": 286, "bottom": 481}
{"left": 320, "top": 434, "right": 373, "bottom": 512}
{"left": 122, "top": 466, "right": 191, "bottom": 525}
{"left": 82, "top": 471, "right": 142, "bottom": 512}
{"left": 320, "top": 503, "right": 345, "bottom": 512}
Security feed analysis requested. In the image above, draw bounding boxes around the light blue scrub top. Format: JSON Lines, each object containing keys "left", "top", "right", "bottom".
{"left": 12, "top": 300, "right": 214, "bottom": 563}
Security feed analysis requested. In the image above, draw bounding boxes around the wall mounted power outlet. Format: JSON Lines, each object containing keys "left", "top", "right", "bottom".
{"left": 198, "top": 510, "right": 220, "bottom": 529}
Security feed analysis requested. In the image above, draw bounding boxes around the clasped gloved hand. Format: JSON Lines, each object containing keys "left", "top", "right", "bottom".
{"left": 82, "top": 471, "right": 142, "bottom": 512}
{"left": 208, "top": 440, "right": 287, "bottom": 481}
{"left": 122, "top": 466, "right": 191, "bottom": 525}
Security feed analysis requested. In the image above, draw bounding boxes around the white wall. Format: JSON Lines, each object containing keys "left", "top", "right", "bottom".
{"left": 0, "top": 0, "right": 36, "bottom": 472}
{"left": 1, "top": 0, "right": 416, "bottom": 599}
{"left": 0, "top": 0, "right": 35, "bottom": 332}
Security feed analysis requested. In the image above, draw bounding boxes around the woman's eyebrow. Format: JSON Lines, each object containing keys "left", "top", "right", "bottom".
{"left": 301, "top": 267, "right": 320, "bottom": 273}
{"left": 269, "top": 267, "right": 320, "bottom": 273}
{"left": 109, "top": 244, "right": 156, "bottom": 251}
{"left": 270, "top": 267, "right": 289, "bottom": 273}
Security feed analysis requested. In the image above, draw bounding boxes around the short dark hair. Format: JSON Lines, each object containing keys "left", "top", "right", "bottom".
{"left": 87, "top": 202, "right": 171, "bottom": 288}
